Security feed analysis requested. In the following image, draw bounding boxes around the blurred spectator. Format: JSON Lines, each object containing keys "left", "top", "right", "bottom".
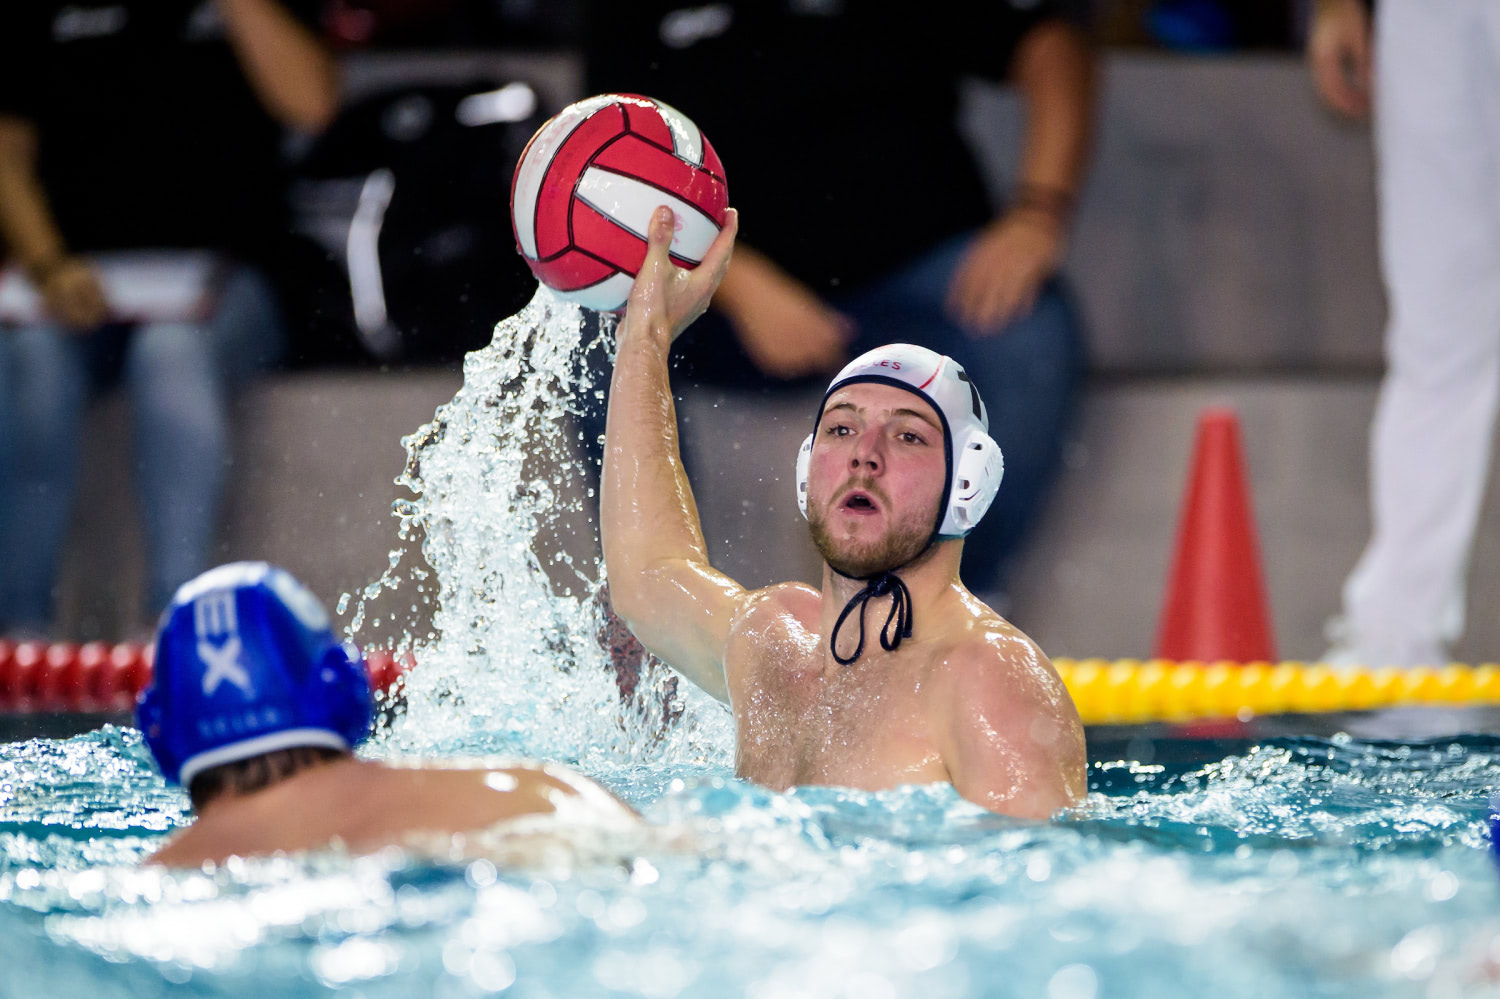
{"left": 1310, "top": 0, "right": 1500, "bottom": 666}
{"left": 292, "top": 80, "right": 546, "bottom": 364}
{"left": 0, "top": 0, "right": 337, "bottom": 638}
{"left": 586, "top": 1, "right": 1097, "bottom": 601}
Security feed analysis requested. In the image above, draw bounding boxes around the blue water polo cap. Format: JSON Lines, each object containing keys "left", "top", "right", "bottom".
{"left": 137, "top": 562, "right": 373, "bottom": 788}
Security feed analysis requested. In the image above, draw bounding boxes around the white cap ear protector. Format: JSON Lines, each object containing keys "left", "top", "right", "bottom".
{"left": 795, "top": 344, "right": 1004, "bottom": 540}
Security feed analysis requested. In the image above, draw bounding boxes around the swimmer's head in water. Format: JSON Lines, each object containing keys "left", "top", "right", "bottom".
{"left": 796, "top": 344, "right": 1004, "bottom": 569}
{"left": 137, "top": 562, "right": 373, "bottom": 788}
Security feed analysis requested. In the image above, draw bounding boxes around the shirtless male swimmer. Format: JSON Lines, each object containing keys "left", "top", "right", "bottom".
{"left": 602, "top": 207, "right": 1085, "bottom": 818}
{"left": 137, "top": 562, "right": 636, "bottom": 867}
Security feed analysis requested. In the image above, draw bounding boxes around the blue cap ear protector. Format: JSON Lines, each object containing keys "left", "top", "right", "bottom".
{"left": 794, "top": 345, "right": 1005, "bottom": 665}
{"left": 136, "top": 562, "right": 373, "bottom": 788}
{"left": 795, "top": 343, "right": 1004, "bottom": 542}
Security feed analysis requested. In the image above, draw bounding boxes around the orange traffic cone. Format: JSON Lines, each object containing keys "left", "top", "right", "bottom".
{"left": 1154, "top": 407, "right": 1276, "bottom": 663}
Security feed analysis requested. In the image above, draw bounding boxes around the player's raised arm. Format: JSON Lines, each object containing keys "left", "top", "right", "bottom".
{"left": 601, "top": 206, "right": 742, "bottom": 702}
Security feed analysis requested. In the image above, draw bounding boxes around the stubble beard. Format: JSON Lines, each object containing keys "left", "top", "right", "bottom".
{"left": 808, "top": 499, "right": 937, "bottom": 579}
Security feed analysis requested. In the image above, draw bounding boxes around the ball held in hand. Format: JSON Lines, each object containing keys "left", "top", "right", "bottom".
{"left": 510, "top": 94, "right": 729, "bottom": 312}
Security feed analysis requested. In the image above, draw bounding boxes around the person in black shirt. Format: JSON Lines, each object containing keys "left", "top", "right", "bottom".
{"left": 586, "top": 2, "right": 1096, "bottom": 600}
{"left": 0, "top": 0, "right": 337, "bottom": 637}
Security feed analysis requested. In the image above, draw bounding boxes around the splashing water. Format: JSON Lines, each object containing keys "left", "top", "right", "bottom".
{"left": 348, "top": 286, "right": 732, "bottom": 769}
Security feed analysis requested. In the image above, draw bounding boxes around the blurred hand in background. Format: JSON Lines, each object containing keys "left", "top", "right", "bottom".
{"left": 1308, "top": 0, "right": 1373, "bottom": 119}
{"left": 947, "top": 207, "right": 1069, "bottom": 336}
{"left": 38, "top": 257, "right": 108, "bottom": 331}
{"left": 712, "top": 246, "right": 853, "bottom": 379}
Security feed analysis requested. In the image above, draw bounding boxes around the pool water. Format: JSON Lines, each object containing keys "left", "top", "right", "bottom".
{"left": 2, "top": 728, "right": 1499, "bottom": 998}
{"left": 2, "top": 289, "right": 1498, "bottom": 998}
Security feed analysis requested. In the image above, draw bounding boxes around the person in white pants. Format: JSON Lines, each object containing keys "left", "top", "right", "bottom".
{"left": 1310, "top": 0, "right": 1500, "bottom": 667}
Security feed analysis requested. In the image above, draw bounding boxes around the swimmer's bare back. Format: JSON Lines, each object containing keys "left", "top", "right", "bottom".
{"left": 147, "top": 758, "right": 637, "bottom": 868}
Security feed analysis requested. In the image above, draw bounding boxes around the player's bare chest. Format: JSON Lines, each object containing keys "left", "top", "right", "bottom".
{"left": 733, "top": 646, "right": 944, "bottom": 789}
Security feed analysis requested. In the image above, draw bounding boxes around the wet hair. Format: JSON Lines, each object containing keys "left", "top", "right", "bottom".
{"left": 188, "top": 745, "right": 344, "bottom": 811}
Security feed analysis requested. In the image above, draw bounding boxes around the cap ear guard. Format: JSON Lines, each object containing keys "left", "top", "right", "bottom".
{"left": 938, "top": 428, "right": 1004, "bottom": 538}
{"left": 320, "top": 642, "right": 375, "bottom": 751}
{"left": 795, "top": 433, "right": 814, "bottom": 518}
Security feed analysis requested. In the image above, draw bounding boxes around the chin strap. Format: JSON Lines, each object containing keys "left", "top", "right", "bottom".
{"left": 829, "top": 570, "right": 913, "bottom": 666}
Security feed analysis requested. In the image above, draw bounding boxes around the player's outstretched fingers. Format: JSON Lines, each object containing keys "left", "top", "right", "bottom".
{"left": 647, "top": 205, "right": 675, "bottom": 254}
{"left": 626, "top": 205, "right": 739, "bottom": 341}
{"left": 632, "top": 205, "right": 674, "bottom": 294}
{"left": 668, "top": 207, "right": 738, "bottom": 334}
{"left": 625, "top": 206, "right": 679, "bottom": 330}
{"left": 699, "top": 207, "right": 738, "bottom": 288}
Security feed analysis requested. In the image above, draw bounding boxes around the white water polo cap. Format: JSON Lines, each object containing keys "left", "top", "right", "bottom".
{"left": 796, "top": 344, "right": 1004, "bottom": 540}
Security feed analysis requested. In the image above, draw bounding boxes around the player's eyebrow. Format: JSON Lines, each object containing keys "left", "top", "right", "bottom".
{"left": 822, "top": 401, "right": 940, "bottom": 432}
{"left": 891, "top": 407, "right": 941, "bottom": 431}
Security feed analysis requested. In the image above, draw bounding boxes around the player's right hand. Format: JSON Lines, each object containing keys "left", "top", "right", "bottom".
{"left": 714, "top": 251, "right": 851, "bottom": 379}
{"left": 626, "top": 206, "right": 738, "bottom": 344}
{"left": 1307, "top": 0, "right": 1373, "bottom": 119}
{"left": 40, "top": 257, "right": 109, "bottom": 331}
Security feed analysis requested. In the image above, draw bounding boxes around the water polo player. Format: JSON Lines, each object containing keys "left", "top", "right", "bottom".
{"left": 137, "top": 562, "right": 637, "bottom": 867}
{"left": 601, "top": 207, "right": 1084, "bottom": 818}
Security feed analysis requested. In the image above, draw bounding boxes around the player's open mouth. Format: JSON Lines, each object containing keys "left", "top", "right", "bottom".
{"left": 839, "top": 490, "right": 881, "bottom": 515}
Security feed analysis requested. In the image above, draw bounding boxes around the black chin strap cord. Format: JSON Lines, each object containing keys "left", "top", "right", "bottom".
{"left": 829, "top": 571, "right": 914, "bottom": 665}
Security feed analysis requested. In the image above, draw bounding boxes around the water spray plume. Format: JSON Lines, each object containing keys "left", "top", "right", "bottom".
{"left": 343, "top": 286, "right": 733, "bottom": 770}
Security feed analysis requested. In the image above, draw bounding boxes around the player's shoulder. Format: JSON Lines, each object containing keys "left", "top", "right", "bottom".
{"left": 941, "top": 626, "right": 1041, "bottom": 674}
{"left": 949, "top": 589, "right": 1039, "bottom": 651}
{"left": 931, "top": 598, "right": 1061, "bottom": 693}
{"left": 725, "top": 582, "right": 821, "bottom": 668}
{"left": 145, "top": 827, "right": 205, "bottom": 867}
{"left": 733, "top": 580, "right": 819, "bottom": 628}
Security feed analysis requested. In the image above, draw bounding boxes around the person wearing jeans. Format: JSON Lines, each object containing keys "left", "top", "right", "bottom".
{"left": 0, "top": 0, "right": 336, "bottom": 635}
{"left": 0, "top": 267, "right": 285, "bottom": 632}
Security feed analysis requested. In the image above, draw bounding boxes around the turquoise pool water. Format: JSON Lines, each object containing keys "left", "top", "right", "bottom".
{"left": 1, "top": 727, "right": 1498, "bottom": 998}
{"left": 4, "top": 290, "right": 1497, "bottom": 997}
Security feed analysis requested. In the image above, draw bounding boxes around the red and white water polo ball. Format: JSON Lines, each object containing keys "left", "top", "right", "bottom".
{"left": 510, "top": 93, "right": 729, "bottom": 312}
